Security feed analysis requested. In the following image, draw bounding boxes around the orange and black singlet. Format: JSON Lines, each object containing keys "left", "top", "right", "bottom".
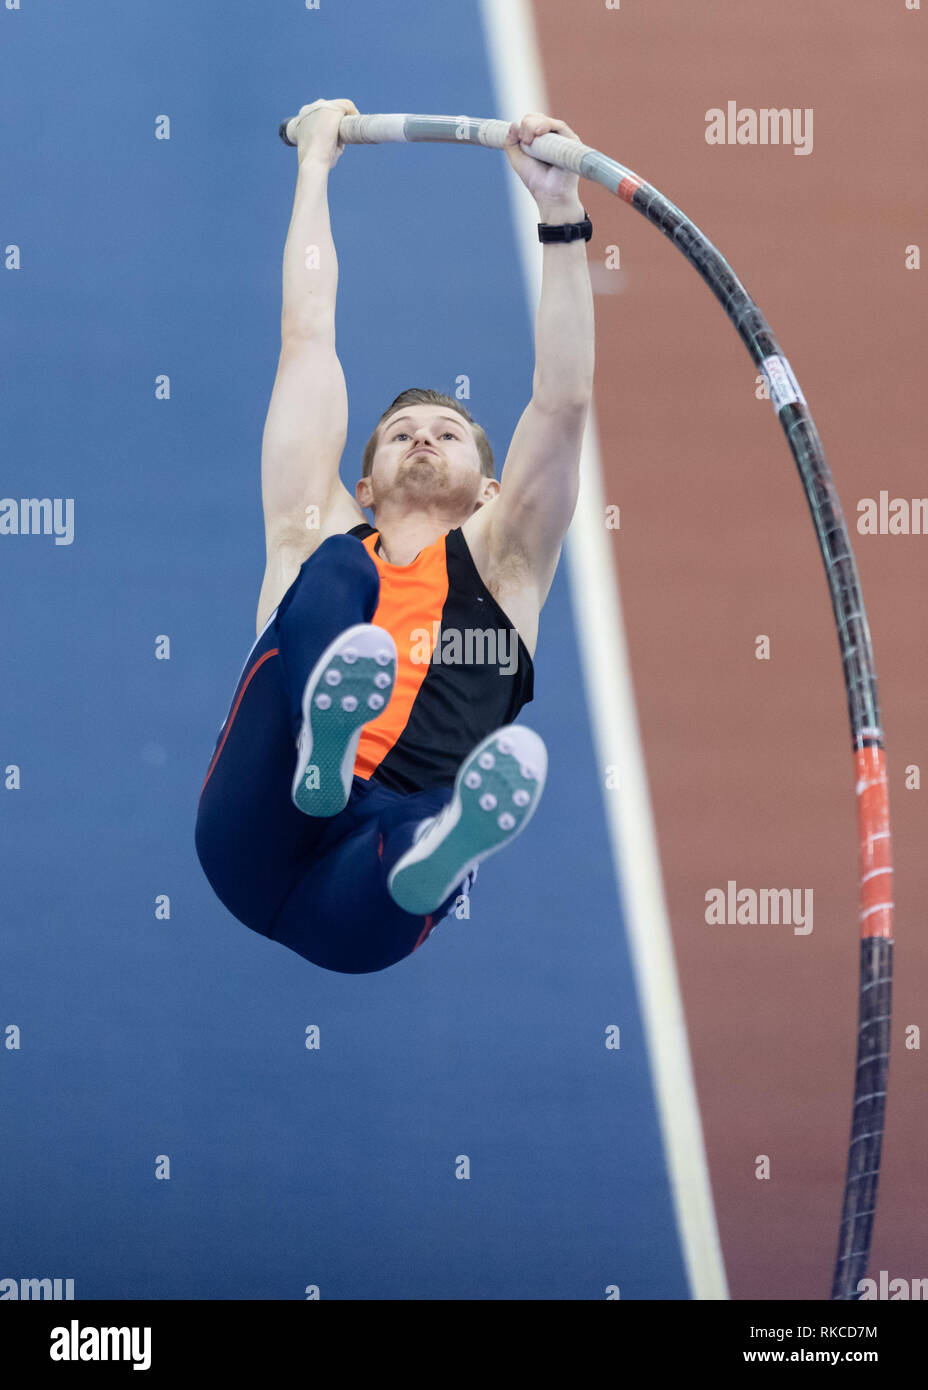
{"left": 347, "top": 522, "right": 535, "bottom": 795}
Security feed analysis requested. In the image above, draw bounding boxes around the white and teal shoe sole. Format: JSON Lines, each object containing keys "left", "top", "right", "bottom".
{"left": 291, "top": 623, "right": 397, "bottom": 817}
{"left": 387, "top": 725, "right": 547, "bottom": 917}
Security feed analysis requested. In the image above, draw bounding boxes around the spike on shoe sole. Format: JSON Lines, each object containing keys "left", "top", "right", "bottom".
{"left": 291, "top": 623, "right": 397, "bottom": 817}
{"left": 386, "top": 725, "right": 547, "bottom": 916}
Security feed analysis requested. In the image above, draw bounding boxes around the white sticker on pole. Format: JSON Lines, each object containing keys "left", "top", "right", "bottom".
{"left": 761, "top": 354, "right": 806, "bottom": 413}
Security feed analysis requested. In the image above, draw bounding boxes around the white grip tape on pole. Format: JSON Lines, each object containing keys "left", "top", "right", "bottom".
{"left": 281, "top": 110, "right": 594, "bottom": 175}
{"left": 339, "top": 113, "right": 409, "bottom": 144}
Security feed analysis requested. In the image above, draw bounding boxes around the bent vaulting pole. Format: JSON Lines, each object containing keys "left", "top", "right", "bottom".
{"left": 279, "top": 111, "right": 894, "bottom": 1301}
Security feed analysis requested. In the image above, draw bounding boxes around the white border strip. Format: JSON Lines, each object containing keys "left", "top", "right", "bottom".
{"left": 478, "top": 0, "right": 729, "bottom": 1300}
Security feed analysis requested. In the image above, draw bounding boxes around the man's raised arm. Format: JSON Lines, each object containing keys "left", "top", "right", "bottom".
{"left": 256, "top": 99, "right": 365, "bottom": 635}
{"left": 482, "top": 115, "right": 596, "bottom": 605}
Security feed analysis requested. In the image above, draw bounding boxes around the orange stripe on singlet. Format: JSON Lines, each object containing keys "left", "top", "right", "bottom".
{"left": 352, "top": 530, "right": 450, "bottom": 781}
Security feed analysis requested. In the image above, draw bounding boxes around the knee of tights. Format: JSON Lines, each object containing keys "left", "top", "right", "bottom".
{"left": 279, "top": 534, "right": 380, "bottom": 622}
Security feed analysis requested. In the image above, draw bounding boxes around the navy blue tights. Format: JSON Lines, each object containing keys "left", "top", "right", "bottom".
{"left": 194, "top": 535, "right": 463, "bottom": 974}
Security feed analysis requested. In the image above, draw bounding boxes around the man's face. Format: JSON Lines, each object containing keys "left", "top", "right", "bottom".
{"left": 361, "top": 405, "right": 493, "bottom": 517}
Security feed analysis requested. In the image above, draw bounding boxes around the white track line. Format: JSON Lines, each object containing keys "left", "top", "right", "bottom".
{"left": 478, "top": 0, "right": 729, "bottom": 1300}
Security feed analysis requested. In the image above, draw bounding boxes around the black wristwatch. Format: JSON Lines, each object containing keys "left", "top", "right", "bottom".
{"left": 537, "top": 209, "right": 593, "bottom": 243}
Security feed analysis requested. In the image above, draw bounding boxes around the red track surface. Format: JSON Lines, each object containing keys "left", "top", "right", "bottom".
{"left": 532, "top": 0, "right": 928, "bottom": 1298}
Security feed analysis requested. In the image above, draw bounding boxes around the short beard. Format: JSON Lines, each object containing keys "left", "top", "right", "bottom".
{"left": 372, "top": 460, "right": 480, "bottom": 521}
